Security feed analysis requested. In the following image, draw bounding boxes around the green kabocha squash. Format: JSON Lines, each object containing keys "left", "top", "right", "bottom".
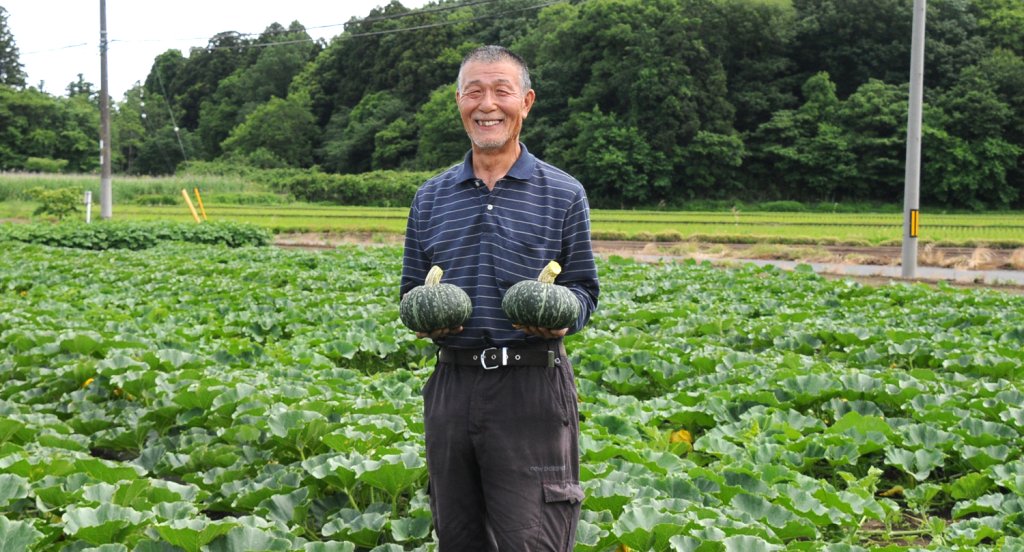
{"left": 502, "top": 261, "right": 580, "bottom": 329}
{"left": 400, "top": 265, "right": 472, "bottom": 333}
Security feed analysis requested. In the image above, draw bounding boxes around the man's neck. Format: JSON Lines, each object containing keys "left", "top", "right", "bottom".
{"left": 472, "top": 142, "right": 521, "bottom": 190}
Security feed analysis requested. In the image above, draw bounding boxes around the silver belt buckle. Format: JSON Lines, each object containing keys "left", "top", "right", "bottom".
{"left": 480, "top": 347, "right": 506, "bottom": 369}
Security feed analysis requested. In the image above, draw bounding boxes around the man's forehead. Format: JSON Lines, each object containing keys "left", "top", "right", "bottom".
{"left": 460, "top": 61, "right": 522, "bottom": 84}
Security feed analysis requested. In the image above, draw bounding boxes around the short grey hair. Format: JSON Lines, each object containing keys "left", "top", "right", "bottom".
{"left": 456, "top": 45, "right": 531, "bottom": 94}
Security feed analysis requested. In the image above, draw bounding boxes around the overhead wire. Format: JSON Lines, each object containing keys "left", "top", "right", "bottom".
{"left": 23, "top": 2, "right": 565, "bottom": 60}
{"left": 101, "top": 0, "right": 564, "bottom": 52}
{"left": 103, "top": 0, "right": 507, "bottom": 47}
{"left": 105, "top": 0, "right": 567, "bottom": 167}
{"left": 20, "top": 42, "right": 90, "bottom": 55}
{"left": 196, "top": 0, "right": 567, "bottom": 51}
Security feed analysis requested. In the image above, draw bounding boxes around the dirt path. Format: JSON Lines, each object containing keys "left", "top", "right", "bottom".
{"left": 274, "top": 232, "right": 1023, "bottom": 271}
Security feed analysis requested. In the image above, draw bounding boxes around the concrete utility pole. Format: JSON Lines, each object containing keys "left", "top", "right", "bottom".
{"left": 99, "top": 0, "right": 113, "bottom": 219}
{"left": 901, "top": 0, "right": 927, "bottom": 278}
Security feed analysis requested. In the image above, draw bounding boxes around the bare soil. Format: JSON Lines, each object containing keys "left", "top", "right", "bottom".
{"left": 273, "top": 232, "right": 1022, "bottom": 270}
{"left": 274, "top": 232, "right": 1024, "bottom": 293}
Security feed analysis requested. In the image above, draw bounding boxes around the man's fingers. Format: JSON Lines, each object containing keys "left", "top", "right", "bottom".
{"left": 512, "top": 325, "right": 568, "bottom": 338}
{"left": 415, "top": 326, "right": 464, "bottom": 339}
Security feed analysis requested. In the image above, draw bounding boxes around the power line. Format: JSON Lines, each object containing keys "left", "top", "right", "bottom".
{"left": 102, "top": 0, "right": 507, "bottom": 48}
{"left": 24, "top": 1, "right": 561, "bottom": 60}
{"left": 198, "top": 0, "right": 567, "bottom": 52}
{"left": 20, "top": 42, "right": 89, "bottom": 55}
{"left": 153, "top": 69, "right": 188, "bottom": 163}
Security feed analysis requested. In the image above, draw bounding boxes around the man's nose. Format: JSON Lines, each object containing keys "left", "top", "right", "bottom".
{"left": 478, "top": 89, "right": 498, "bottom": 109}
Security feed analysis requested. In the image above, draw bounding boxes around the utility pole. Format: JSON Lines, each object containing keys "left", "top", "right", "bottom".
{"left": 99, "top": 0, "right": 113, "bottom": 219}
{"left": 901, "top": 0, "right": 927, "bottom": 278}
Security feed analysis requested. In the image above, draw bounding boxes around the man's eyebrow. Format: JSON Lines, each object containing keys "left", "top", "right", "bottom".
{"left": 463, "top": 78, "right": 517, "bottom": 88}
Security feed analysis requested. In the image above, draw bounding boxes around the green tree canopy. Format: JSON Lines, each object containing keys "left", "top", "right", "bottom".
{"left": 221, "top": 96, "right": 317, "bottom": 167}
{"left": 197, "top": 22, "right": 318, "bottom": 159}
{"left": 0, "top": 86, "right": 97, "bottom": 172}
{"left": 321, "top": 91, "right": 409, "bottom": 173}
{"left": 791, "top": 0, "right": 912, "bottom": 97}
{"left": 0, "top": 6, "right": 26, "bottom": 87}
{"left": 413, "top": 84, "right": 465, "bottom": 171}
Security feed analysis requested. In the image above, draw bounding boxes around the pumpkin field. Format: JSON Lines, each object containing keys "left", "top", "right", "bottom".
{"left": 2, "top": 237, "right": 1024, "bottom": 551}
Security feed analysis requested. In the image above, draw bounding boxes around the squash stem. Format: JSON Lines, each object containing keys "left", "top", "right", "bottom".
{"left": 425, "top": 265, "right": 444, "bottom": 286}
{"left": 538, "top": 261, "right": 561, "bottom": 284}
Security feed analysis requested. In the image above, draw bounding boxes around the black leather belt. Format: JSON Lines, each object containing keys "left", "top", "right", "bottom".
{"left": 438, "top": 344, "right": 563, "bottom": 369}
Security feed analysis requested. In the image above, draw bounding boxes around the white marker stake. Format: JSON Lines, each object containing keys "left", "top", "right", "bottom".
{"left": 85, "top": 191, "right": 93, "bottom": 223}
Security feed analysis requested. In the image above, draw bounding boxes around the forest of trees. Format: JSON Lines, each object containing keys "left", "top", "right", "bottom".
{"left": 1, "top": 0, "right": 1022, "bottom": 209}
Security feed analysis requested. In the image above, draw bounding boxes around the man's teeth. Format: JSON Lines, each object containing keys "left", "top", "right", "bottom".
{"left": 478, "top": 120, "right": 501, "bottom": 127}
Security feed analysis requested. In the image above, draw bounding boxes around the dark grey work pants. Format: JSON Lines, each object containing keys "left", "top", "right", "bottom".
{"left": 423, "top": 343, "right": 583, "bottom": 551}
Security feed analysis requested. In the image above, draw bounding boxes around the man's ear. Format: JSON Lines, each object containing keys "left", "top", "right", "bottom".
{"left": 522, "top": 89, "right": 536, "bottom": 118}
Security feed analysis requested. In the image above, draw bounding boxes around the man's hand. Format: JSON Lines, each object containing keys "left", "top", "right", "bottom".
{"left": 513, "top": 325, "right": 568, "bottom": 339}
{"left": 416, "top": 326, "right": 464, "bottom": 339}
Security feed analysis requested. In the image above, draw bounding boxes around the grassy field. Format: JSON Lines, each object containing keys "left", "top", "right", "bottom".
{"left": 2, "top": 172, "right": 1022, "bottom": 247}
{"left": 4, "top": 201, "right": 1022, "bottom": 248}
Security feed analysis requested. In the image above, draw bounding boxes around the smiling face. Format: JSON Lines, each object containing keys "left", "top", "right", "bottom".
{"left": 456, "top": 60, "right": 535, "bottom": 153}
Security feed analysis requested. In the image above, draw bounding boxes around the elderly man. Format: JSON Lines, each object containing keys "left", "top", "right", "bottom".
{"left": 400, "top": 45, "right": 600, "bottom": 551}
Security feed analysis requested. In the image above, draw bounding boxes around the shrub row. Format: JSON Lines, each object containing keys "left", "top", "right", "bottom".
{"left": 178, "top": 160, "right": 306, "bottom": 188}
{"left": 180, "top": 162, "right": 436, "bottom": 207}
{"left": 133, "top": 192, "right": 293, "bottom": 206}
{"left": 0, "top": 221, "right": 272, "bottom": 250}
{"left": 278, "top": 170, "right": 436, "bottom": 207}
{"left": 0, "top": 171, "right": 260, "bottom": 202}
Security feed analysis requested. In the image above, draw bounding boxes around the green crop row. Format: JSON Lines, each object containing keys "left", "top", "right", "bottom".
{"left": 0, "top": 221, "right": 272, "bottom": 250}
{"left": 1, "top": 240, "right": 1023, "bottom": 550}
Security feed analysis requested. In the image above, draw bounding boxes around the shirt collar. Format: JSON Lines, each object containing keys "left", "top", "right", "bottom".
{"left": 455, "top": 142, "right": 537, "bottom": 186}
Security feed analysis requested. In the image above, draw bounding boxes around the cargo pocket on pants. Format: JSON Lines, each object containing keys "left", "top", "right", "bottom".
{"left": 540, "top": 481, "right": 584, "bottom": 552}
{"left": 542, "top": 480, "right": 584, "bottom": 504}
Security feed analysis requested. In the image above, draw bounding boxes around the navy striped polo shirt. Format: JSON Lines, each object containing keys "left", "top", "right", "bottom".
{"left": 400, "top": 144, "right": 600, "bottom": 349}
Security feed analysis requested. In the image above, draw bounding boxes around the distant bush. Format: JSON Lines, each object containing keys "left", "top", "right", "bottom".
{"left": 135, "top": 190, "right": 292, "bottom": 206}
{"left": 654, "top": 230, "right": 684, "bottom": 242}
{"left": 282, "top": 170, "right": 435, "bottom": 207}
{"left": 201, "top": 192, "right": 294, "bottom": 205}
{"left": 809, "top": 201, "right": 902, "bottom": 213}
{"left": 24, "top": 157, "right": 69, "bottom": 173}
{"left": 754, "top": 200, "right": 807, "bottom": 212}
{"left": 0, "top": 172, "right": 260, "bottom": 202}
{"left": 673, "top": 199, "right": 746, "bottom": 211}
{"left": 27, "top": 187, "right": 81, "bottom": 220}
{"left": 591, "top": 230, "right": 629, "bottom": 240}
{"left": 179, "top": 160, "right": 306, "bottom": 187}
{"left": 0, "top": 220, "right": 272, "bottom": 250}
{"left": 134, "top": 194, "right": 179, "bottom": 206}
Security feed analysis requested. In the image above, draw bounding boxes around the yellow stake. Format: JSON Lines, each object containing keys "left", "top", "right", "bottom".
{"left": 181, "top": 189, "right": 201, "bottom": 223}
{"left": 194, "top": 187, "right": 208, "bottom": 221}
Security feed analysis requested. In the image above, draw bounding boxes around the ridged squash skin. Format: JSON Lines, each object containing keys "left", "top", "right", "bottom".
{"left": 502, "top": 261, "right": 580, "bottom": 329}
{"left": 400, "top": 267, "right": 472, "bottom": 333}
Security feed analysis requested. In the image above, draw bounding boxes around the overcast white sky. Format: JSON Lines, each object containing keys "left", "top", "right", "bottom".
{"left": 4, "top": 0, "right": 431, "bottom": 99}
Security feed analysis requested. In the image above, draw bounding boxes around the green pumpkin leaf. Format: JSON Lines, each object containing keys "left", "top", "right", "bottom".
{"left": 390, "top": 515, "right": 431, "bottom": 542}
{"left": 202, "top": 526, "right": 293, "bottom": 552}
{"left": 322, "top": 507, "right": 388, "bottom": 549}
{"left": 62, "top": 503, "right": 149, "bottom": 545}
{"left": 303, "top": 543, "right": 356, "bottom": 552}
{"left": 885, "top": 448, "right": 945, "bottom": 481}
{"left": 355, "top": 450, "right": 426, "bottom": 498}
{"left": 723, "top": 535, "right": 783, "bottom": 552}
{"left": 256, "top": 487, "right": 310, "bottom": 527}
{"left": 0, "top": 515, "right": 44, "bottom": 552}
{"left": 153, "top": 518, "right": 237, "bottom": 552}
{"left": 0, "top": 475, "right": 30, "bottom": 508}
